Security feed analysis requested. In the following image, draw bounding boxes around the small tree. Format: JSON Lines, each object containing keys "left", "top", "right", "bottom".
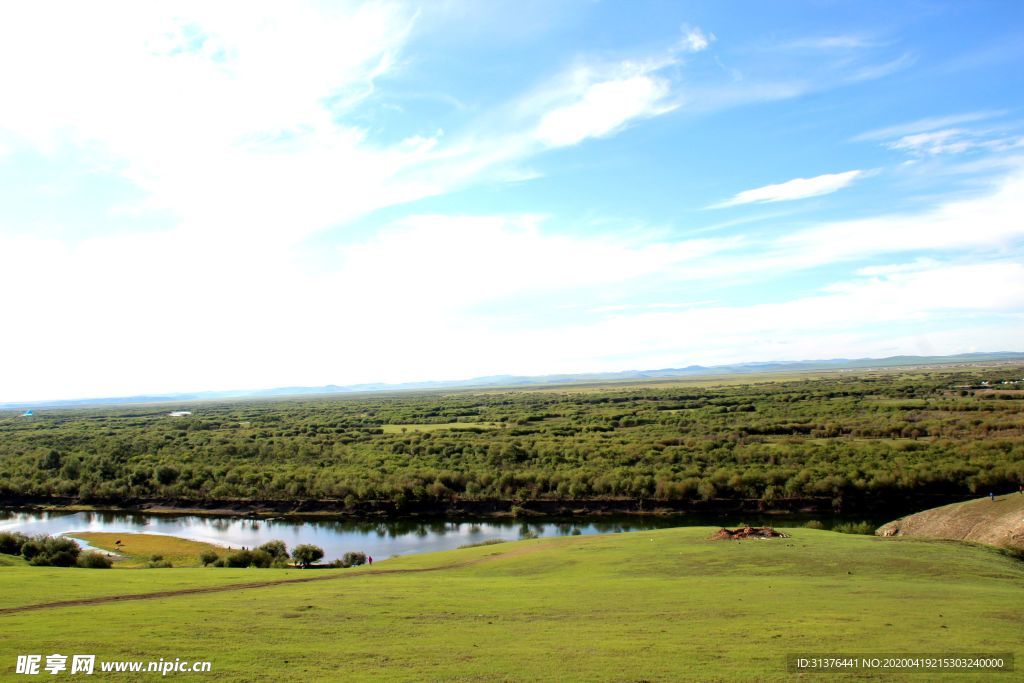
{"left": 257, "top": 540, "right": 288, "bottom": 559}
{"left": 291, "top": 544, "right": 324, "bottom": 568}
{"left": 199, "top": 550, "right": 219, "bottom": 566}
{"left": 341, "top": 551, "right": 366, "bottom": 568}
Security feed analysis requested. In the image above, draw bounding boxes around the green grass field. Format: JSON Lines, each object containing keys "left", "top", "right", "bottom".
{"left": 69, "top": 532, "right": 227, "bottom": 568}
{"left": 2, "top": 527, "right": 1022, "bottom": 681}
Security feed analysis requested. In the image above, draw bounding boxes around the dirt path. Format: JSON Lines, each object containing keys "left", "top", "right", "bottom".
{"left": 0, "top": 542, "right": 555, "bottom": 616}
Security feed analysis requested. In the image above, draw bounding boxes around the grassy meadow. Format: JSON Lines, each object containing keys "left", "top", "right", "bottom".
{"left": 2, "top": 527, "right": 1022, "bottom": 681}
{"left": 69, "top": 533, "right": 227, "bottom": 568}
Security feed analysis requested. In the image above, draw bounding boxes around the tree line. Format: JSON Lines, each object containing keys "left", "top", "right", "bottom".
{"left": 1, "top": 367, "right": 1022, "bottom": 509}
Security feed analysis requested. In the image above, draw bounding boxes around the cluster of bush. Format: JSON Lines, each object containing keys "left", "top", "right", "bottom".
{"left": 147, "top": 554, "right": 173, "bottom": 568}
{"left": 330, "top": 551, "right": 367, "bottom": 568}
{"left": 802, "top": 520, "right": 877, "bottom": 535}
{"left": 0, "top": 531, "right": 111, "bottom": 568}
{"left": 199, "top": 541, "right": 367, "bottom": 569}
{"left": 7, "top": 369, "right": 1020, "bottom": 510}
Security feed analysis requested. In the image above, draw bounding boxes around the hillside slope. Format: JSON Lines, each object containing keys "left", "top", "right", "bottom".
{"left": 877, "top": 493, "right": 1024, "bottom": 550}
{"left": 2, "top": 527, "right": 1022, "bottom": 681}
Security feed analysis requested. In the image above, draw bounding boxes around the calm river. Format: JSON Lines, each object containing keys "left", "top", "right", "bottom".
{"left": 0, "top": 509, "right": 849, "bottom": 561}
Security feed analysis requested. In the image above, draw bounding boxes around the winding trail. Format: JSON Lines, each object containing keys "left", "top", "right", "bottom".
{"left": 0, "top": 543, "right": 552, "bottom": 616}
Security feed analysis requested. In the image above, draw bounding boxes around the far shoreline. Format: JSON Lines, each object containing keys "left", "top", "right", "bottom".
{"left": 0, "top": 491, "right": 976, "bottom": 523}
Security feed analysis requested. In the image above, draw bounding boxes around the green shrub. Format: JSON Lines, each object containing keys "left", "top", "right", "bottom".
{"left": 22, "top": 535, "right": 81, "bottom": 566}
{"left": 257, "top": 540, "right": 288, "bottom": 559}
{"left": 832, "top": 521, "right": 876, "bottom": 535}
{"left": 0, "top": 531, "right": 28, "bottom": 555}
{"left": 225, "top": 550, "right": 254, "bottom": 568}
{"left": 147, "top": 559, "right": 173, "bottom": 568}
{"left": 77, "top": 551, "right": 112, "bottom": 569}
{"left": 291, "top": 544, "right": 324, "bottom": 568}
{"left": 150, "top": 554, "right": 164, "bottom": 562}
{"left": 341, "top": 551, "right": 366, "bottom": 568}
{"left": 250, "top": 550, "right": 273, "bottom": 568}
{"left": 19, "top": 539, "right": 44, "bottom": 561}
{"left": 802, "top": 520, "right": 826, "bottom": 530}
{"left": 199, "top": 550, "right": 220, "bottom": 566}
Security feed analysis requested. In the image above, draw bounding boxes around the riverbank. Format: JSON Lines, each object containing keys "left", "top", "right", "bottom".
{"left": 0, "top": 491, "right": 976, "bottom": 521}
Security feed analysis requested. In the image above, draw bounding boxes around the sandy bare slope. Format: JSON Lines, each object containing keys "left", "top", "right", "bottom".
{"left": 877, "top": 492, "right": 1024, "bottom": 550}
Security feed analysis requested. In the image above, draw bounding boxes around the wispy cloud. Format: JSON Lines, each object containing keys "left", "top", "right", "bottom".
{"left": 853, "top": 110, "right": 1007, "bottom": 142}
{"left": 533, "top": 73, "right": 674, "bottom": 147}
{"left": 3, "top": 163, "right": 1024, "bottom": 400}
{"left": 678, "top": 25, "right": 714, "bottom": 53}
{"left": 785, "top": 35, "right": 873, "bottom": 50}
{"left": 848, "top": 51, "right": 916, "bottom": 82}
{"left": 711, "top": 170, "right": 865, "bottom": 208}
{"left": 886, "top": 127, "right": 1024, "bottom": 157}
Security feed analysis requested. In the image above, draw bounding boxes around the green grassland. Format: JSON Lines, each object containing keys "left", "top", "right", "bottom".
{"left": 1, "top": 365, "right": 1022, "bottom": 511}
{"left": 0, "top": 559, "right": 295, "bottom": 611}
{"left": 2, "top": 527, "right": 1022, "bottom": 681}
{"left": 69, "top": 533, "right": 226, "bottom": 568}
{"left": 0, "top": 554, "right": 25, "bottom": 567}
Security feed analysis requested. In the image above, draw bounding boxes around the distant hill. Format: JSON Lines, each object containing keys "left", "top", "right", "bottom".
{"left": 4, "top": 351, "right": 1023, "bottom": 409}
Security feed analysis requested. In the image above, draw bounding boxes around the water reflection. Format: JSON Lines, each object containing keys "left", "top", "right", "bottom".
{"left": 0, "top": 509, "right": 861, "bottom": 561}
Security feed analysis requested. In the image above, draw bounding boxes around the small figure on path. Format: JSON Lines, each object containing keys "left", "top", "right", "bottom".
{"left": 989, "top": 492, "right": 995, "bottom": 501}
{"left": 1019, "top": 483, "right": 1023, "bottom": 495}
{"left": 367, "top": 555, "right": 373, "bottom": 566}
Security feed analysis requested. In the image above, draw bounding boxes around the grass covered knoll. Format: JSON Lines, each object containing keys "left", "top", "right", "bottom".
{"left": 878, "top": 492, "right": 1024, "bottom": 551}
{"left": 0, "top": 553, "right": 26, "bottom": 567}
{"left": 70, "top": 532, "right": 226, "bottom": 568}
{"left": 2, "top": 528, "right": 1022, "bottom": 681}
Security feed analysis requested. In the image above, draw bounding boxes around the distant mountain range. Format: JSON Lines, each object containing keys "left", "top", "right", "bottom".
{"left": 4, "top": 351, "right": 1023, "bottom": 409}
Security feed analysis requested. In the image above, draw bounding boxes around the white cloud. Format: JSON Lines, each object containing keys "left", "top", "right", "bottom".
{"left": 855, "top": 258, "right": 940, "bottom": 276}
{"left": 712, "top": 170, "right": 864, "bottom": 208}
{"left": 785, "top": 35, "right": 871, "bottom": 50}
{"left": 679, "top": 26, "right": 714, "bottom": 53}
{"left": 772, "top": 170, "right": 1024, "bottom": 267}
{"left": 1, "top": 7, "right": 1022, "bottom": 402}
{"left": 507, "top": 261, "right": 1024, "bottom": 372}
{"left": 534, "top": 74, "right": 674, "bottom": 147}
{"left": 0, "top": 1, "right": 422, "bottom": 242}
{"left": 0, "top": 4, "right": 702, "bottom": 245}
{"left": 5, "top": 170, "right": 1024, "bottom": 401}
{"left": 885, "top": 127, "right": 1024, "bottom": 157}
{"left": 848, "top": 52, "right": 916, "bottom": 82}
{"left": 853, "top": 110, "right": 1006, "bottom": 142}
{"left": 887, "top": 129, "right": 972, "bottom": 155}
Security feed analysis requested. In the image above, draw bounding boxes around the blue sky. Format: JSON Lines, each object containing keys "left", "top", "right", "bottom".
{"left": 1, "top": 0, "right": 1023, "bottom": 401}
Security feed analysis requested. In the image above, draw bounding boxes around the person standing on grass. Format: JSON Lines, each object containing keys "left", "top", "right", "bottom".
{"left": 368, "top": 555, "right": 373, "bottom": 566}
